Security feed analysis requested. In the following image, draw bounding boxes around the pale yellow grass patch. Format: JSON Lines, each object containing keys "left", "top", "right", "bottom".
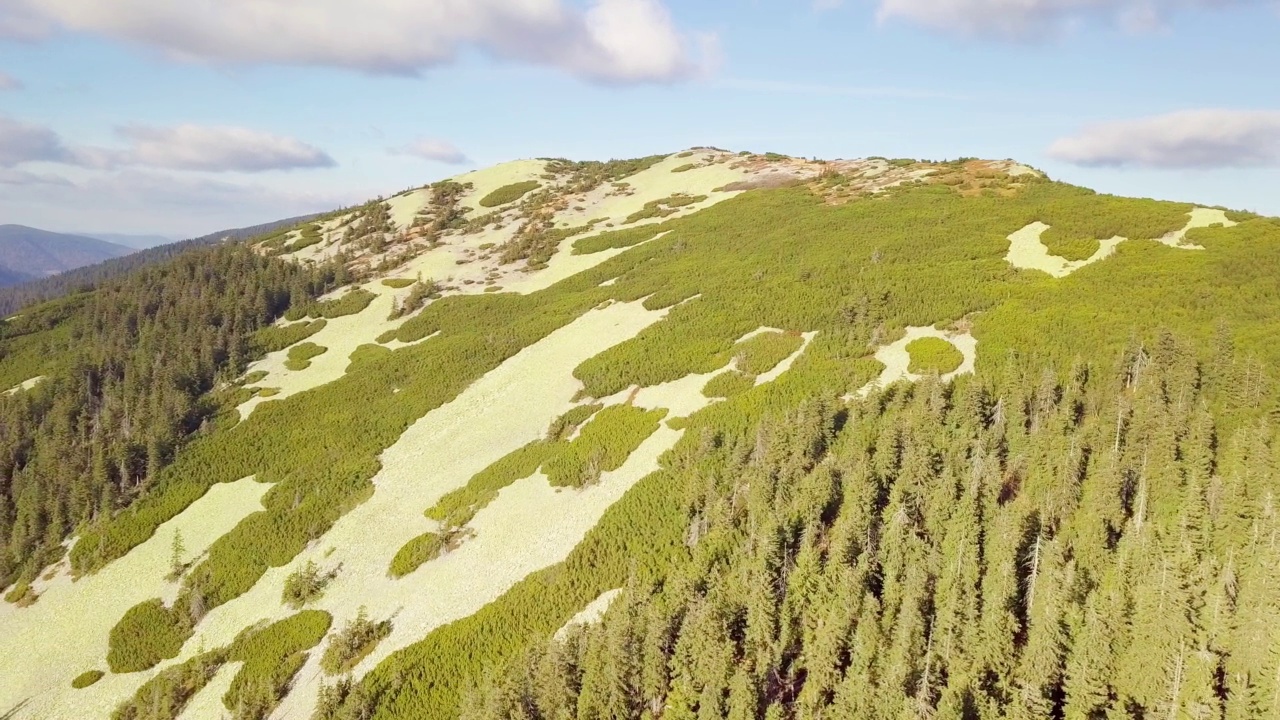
{"left": 856, "top": 326, "right": 977, "bottom": 398}
{"left": 0, "top": 478, "right": 270, "bottom": 720}
{"left": 1155, "top": 207, "right": 1237, "bottom": 249}
{"left": 236, "top": 283, "right": 414, "bottom": 419}
{"left": 3, "top": 375, "right": 44, "bottom": 396}
{"left": 453, "top": 159, "right": 549, "bottom": 215}
{"left": 555, "top": 589, "right": 621, "bottom": 641}
{"left": 1006, "top": 207, "right": 1234, "bottom": 278}
{"left": 386, "top": 188, "right": 431, "bottom": 232}
{"left": 174, "top": 661, "right": 238, "bottom": 720}
{"left": 160, "top": 300, "right": 670, "bottom": 719}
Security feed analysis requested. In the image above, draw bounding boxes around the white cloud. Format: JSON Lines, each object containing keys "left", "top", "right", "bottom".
{"left": 1047, "top": 109, "right": 1280, "bottom": 169}
{"left": 1, "top": 170, "right": 354, "bottom": 236}
{"left": 108, "top": 124, "right": 335, "bottom": 172}
{"left": 0, "top": 115, "right": 71, "bottom": 166}
{"left": 0, "top": 116, "right": 334, "bottom": 173}
{"left": 393, "top": 138, "right": 469, "bottom": 165}
{"left": 0, "top": 0, "right": 712, "bottom": 84}
{"left": 874, "top": 0, "right": 1256, "bottom": 39}
{"left": 0, "top": 71, "right": 21, "bottom": 91}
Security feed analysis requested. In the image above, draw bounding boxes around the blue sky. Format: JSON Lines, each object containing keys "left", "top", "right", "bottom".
{"left": 1, "top": 0, "right": 1278, "bottom": 237}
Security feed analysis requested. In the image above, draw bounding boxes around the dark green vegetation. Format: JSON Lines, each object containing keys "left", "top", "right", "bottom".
{"left": 381, "top": 278, "right": 415, "bottom": 289}
{"left": 624, "top": 193, "right": 708, "bottom": 224}
{"left": 466, "top": 339, "right": 1280, "bottom": 719}
{"left": 71, "top": 670, "right": 104, "bottom": 689}
{"left": 906, "top": 336, "right": 965, "bottom": 374}
{"left": 320, "top": 607, "right": 392, "bottom": 674}
{"left": 479, "top": 181, "right": 541, "bottom": 208}
{"left": 282, "top": 560, "right": 339, "bottom": 608}
{"left": 6, "top": 156, "right": 1280, "bottom": 720}
{"left": 111, "top": 610, "right": 331, "bottom": 720}
{"left": 285, "top": 287, "right": 374, "bottom": 321}
{"left": 0, "top": 244, "right": 341, "bottom": 592}
{"left": 734, "top": 331, "right": 804, "bottom": 375}
{"left": 285, "top": 342, "right": 328, "bottom": 371}
{"left": 702, "top": 370, "right": 756, "bottom": 398}
{"left": 253, "top": 318, "right": 327, "bottom": 355}
{"left": 108, "top": 599, "right": 189, "bottom": 672}
{"left": 571, "top": 226, "right": 664, "bottom": 255}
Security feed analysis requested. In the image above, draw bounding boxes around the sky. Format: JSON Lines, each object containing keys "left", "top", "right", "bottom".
{"left": 0, "top": 0, "right": 1278, "bottom": 238}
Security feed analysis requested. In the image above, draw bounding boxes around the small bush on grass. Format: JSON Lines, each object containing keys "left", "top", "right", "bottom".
{"left": 906, "top": 336, "right": 964, "bottom": 374}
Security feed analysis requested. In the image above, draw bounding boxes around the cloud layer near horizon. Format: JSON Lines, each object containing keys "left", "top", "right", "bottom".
{"left": 0, "top": 0, "right": 713, "bottom": 84}
{"left": 874, "top": 0, "right": 1257, "bottom": 38}
{"left": 1048, "top": 109, "right": 1280, "bottom": 168}
{"left": 0, "top": 117, "right": 335, "bottom": 173}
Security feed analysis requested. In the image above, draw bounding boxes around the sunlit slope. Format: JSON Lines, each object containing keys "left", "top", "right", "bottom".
{"left": 0, "top": 151, "right": 1277, "bottom": 720}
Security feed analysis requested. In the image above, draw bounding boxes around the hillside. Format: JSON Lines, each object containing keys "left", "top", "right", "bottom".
{"left": 0, "top": 226, "right": 134, "bottom": 287}
{"left": 0, "top": 149, "right": 1278, "bottom": 720}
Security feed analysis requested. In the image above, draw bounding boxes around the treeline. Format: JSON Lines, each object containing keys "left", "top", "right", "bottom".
{"left": 0, "top": 213, "right": 320, "bottom": 316}
{"left": 463, "top": 334, "right": 1280, "bottom": 720}
{"left": 0, "top": 244, "right": 342, "bottom": 592}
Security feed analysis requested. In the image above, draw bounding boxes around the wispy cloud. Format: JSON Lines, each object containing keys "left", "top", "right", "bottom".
{"left": 0, "top": 0, "right": 716, "bottom": 85}
{"left": 1048, "top": 109, "right": 1280, "bottom": 169}
{"left": 875, "top": 0, "right": 1257, "bottom": 40}
{"left": 0, "top": 115, "right": 335, "bottom": 173}
{"left": 715, "top": 77, "right": 970, "bottom": 101}
{"left": 391, "top": 138, "right": 470, "bottom": 165}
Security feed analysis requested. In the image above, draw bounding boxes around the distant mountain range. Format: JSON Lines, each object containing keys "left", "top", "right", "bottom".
{"left": 0, "top": 213, "right": 323, "bottom": 315}
{"left": 0, "top": 225, "right": 135, "bottom": 287}
{"left": 79, "top": 232, "right": 177, "bottom": 250}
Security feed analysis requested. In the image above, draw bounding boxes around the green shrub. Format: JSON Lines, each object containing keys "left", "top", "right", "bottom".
{"left": 671, "top": 163, "right": 697, "bottom": 173}
{"left": 543, "top": 405, "right": 666, "bottom": 487}
{"left": 286, "top": 289, "right": 376, "bottom": 321}
{"left": 571, "top": 225, "right": 672, "bottom": 255}
{"left": 479, "top": 181, "right": 541, "bottom": 208}
{"left": 257, "top": 387, "right": 280, "bottom": 398}
{"left": 282, "top": 560, "right": 338, "bottom": 609}
{"left": 285, "top": 342, "right": 327, "bottom": 371}
{"left": 71, "top": 669, "right": 104, "bottom": 689}
{"left": 906, "top": 336, "right": 964, "bottom": 374}
{"left": 224, "top": 610, "right": 332, "bottom": 720}
{"left": 112, "top": 651, "right": 227, "bottom": 720}
{"left": 285, "top": 224, "right": 324, "bottom": 253}
{"left": 623, "top": 194, "right": 707, "bottom": 224}
{"left": 702, "top": 370, "right": 756, "bottom": 398}
{"left": 388, "top": 529, "right": 467, "bottom": 578}
{"left": 425, "top": 443, "right": 555, "bottom": 529}
{"left": 381, "top": 278, "right": 416, "bottom": 289}
{"left": 252, "top": 319, "right": 327, "bottom": 355}
{"left": 320, "top": 608, "right": 392, "bottom": 675}
{"left": 734, "top": 331, "right": 804, "bottom": 375}
{"left": 107, "top": 599, "right": 189, "bottom": 673}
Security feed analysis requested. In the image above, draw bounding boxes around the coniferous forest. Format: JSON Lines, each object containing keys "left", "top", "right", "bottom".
{"left": 462, "top": 340, "right": 1280, "bottom": 720}
{"left": 0, "top": 244, "right": 345, "bottom": 593}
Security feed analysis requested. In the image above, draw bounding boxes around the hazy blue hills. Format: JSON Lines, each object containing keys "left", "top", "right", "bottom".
{"left": 0, "top": 225, "right": 134, "bottom": 287}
